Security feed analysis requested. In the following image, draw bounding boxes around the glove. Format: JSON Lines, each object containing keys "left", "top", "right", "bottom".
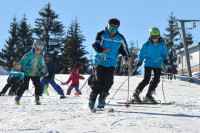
{"left": 163, "top": 59, "right": 168, "bottom": 65}
{"left": 61, "top": 82, "right": 66, "bottom": 85}
{"left": 136, "top": 61, "right": 142, "bottom": 67}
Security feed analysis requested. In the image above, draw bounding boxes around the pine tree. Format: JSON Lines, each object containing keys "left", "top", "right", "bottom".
{"left": 62, "top": 18, "right": 88, "bottom": 73}
{"left": 33, "top": 3, "right": 65, "bottom": 72}
{"left": 177, "top": 32, "right": 194, "bottom": 49}
{"left": 163, "top": 12, "right": 180, "bottom": 72}
{"left": 0, "top": 17, "right": 19, "bottom": 70}
{"left": 18, "top": 15, "right": 33, "bottom": 60}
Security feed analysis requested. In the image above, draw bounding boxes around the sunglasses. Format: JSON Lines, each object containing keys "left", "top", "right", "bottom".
{"left": 151, "top": 36, "right": 160, "bottom": 39}
{"left": 108, "top": 25, "right": 118, "bottom": 32}
{"left": 45, "top": 55, "right": 50, "bottom": 58}
{"left": 35, "top": 48, "right": 43, "bottom": 51}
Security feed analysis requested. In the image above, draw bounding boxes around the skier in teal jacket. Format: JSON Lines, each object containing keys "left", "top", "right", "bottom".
{"left": 15, "top": 40, "right": 48, "bottom": 105}
{"left": 0, "top": 61, "right": 24, "bottom": 96}
{"left": 131, "top": 27, "right": 168, "bottom": 103}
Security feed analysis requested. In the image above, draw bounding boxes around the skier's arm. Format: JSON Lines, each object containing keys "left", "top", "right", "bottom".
{"left": 92, "top": 31, "right": 104, "bottom": 53}
{"left": 20, "top": 54, "right": 30, "bottom": 72}
{"left": 118, "top": 35, "right": 131, "bottom": 61}
{"left": 40, "top": 56, "right": 48, "bottom": 75}
{"left": 78, "top": 74, "right": 85, "bottom": 80}
{"left": 138, "top": 41, "right": 148, "bottom": 63}
{"left": 66, "top": 76, "right": 72, "bottom": 84}
{"left": 162, "top": 42, "right": 168, "bottom": 60}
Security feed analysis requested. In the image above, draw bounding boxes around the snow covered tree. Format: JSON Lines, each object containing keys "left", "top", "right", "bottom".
{"left": 62, "top": 18, "right": 88, "bottom": 73}
{"left": 33, "top": 3, "right": 65, "bottom": 72}
{"left": 0, "top": 17, "right": 19, "bottom": 70}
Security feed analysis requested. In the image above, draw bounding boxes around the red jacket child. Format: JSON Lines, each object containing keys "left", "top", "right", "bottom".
{"left": 63, "top": 67, "right": 84, "bottom": 95}
{"left": 65, "top": 73, "right": 84, "bottom": 85}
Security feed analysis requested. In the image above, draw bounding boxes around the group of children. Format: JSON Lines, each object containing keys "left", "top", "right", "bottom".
{"left": 1, "top": 18, "right": 169, "bottom": 110}
{"left": 0, "top": 40, "right": 84, "bottom": 105}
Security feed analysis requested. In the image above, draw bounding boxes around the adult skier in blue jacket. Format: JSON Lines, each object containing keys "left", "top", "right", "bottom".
{"left": 131, "top": 27, "right": 168, "bottom": 103}
{"left": 89, "top": 18, "right": 132, "bottom": 109}
{"left": 41, "top": 51, "right": 65, "bottom": 99}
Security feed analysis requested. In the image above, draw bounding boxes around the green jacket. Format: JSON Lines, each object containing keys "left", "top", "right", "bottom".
{"left": 20, "top": 50, "right": 48, "bottom": 77}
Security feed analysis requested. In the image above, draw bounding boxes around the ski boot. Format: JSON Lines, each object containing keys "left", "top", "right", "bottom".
{"left": 15, "top": 96, "right": 21, "bottom": 105}
{"left": 88, "top": 92, "right": 97, "bottom": 109}
{"left": 60, "top": 94, "right": 67, "bottom": 99}
{"left": 143, "top": 91, "right": 156, "bottom": 103}
{"left": 0, "top": 92, "right": 5, "bottom": 96}
{"left": 97, "top": 92, "right": 109, "bottom": 108}
{"left": 35, "top": 95, "right": 41, "bottom": 105}
{"left": 89, "top": 101, "right": 96, "bottom": 109}
{"left": 97, "top": 98, "right": 105, "bottom": 108}
{"left": 130, "top": 90, "right": 142, "bottom": 103}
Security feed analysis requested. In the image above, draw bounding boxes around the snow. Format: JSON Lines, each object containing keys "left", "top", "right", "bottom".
{"left": 0, "top": 74, "right": 200, "bottom": 133}
{"left": 0, "top": 66, "right": 9, "bottom": 75}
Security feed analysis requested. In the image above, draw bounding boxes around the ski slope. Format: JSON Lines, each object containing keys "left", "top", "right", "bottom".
{"left": 0, "top": 74, "right": 200, "bottom": 133}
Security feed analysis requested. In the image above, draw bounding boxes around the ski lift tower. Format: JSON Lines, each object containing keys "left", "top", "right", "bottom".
{"left": 174, "top": 19, "right": 200, "bottom": 82}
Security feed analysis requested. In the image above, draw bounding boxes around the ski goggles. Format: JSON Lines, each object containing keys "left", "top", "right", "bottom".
{"left": 108, "top": 25, "right": 118, "bottom": 32}
{"left": 45, "top": 55, "right": 50, "bottom": 58}
{"left": 151, "top": 35, "right": 160, "bottom": 39}
{"left": 35, "top": 48, "right": 43, "bottom": 52}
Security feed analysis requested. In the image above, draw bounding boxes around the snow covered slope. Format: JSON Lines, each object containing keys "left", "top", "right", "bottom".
{"left": 0, "top": 74, "right": 200, "bottom": 133}
{"left": 0, "top": 66, "right": 8, "bottom": 75}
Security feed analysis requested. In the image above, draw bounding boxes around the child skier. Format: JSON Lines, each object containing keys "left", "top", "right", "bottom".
{"left": 0, "top": 61, "right": 24, "bottom": 96}
{"left": 89, "top": 18, "right": 132, "bottom": 109}
{"left": 41, "top": 51, "right": 66, "bottom": 99}
{"left": 14, "top": 39, "right": 48, "bottom": 105}
{"left": 130, "top": 27, "right": 168, "bottom": 103}
{"left": 62, "top": 67, "right": 84, "bottom": 95}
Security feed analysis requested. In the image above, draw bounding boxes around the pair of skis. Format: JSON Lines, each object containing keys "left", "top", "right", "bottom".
{"left": 117, "top": 100, "right": 175, "bottom": 105}
{"left": 90, "top": 107, "right": 114, "bottom": 113}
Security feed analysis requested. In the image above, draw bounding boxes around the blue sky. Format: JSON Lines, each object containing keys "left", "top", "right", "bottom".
{"left": 0, "top": 0, "right": 200, "bottom": 58}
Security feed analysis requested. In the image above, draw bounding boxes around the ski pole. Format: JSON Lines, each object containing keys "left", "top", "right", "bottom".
{"left": 108, "top": 66, "right": 138, "bottom": 104}
{"left": 55, "top": 78, "right": 64, "bottom": 83}
{"left": 125, "top": 61, "right": 131, "bottom": 108}
{"left": 162, "top": 65, "right": 167, "bottom": 103}
{"left": 27, "top": 89, "right": 34, "bottom": 96}
{"left": 79, "top": 53, "right": 106, "bottom": 91}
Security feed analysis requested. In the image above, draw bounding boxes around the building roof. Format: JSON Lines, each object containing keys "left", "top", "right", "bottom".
{"left": 176, "top": 42, "right": 200, "bottom": 54}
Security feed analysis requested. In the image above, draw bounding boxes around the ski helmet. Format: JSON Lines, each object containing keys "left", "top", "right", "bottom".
{"left": 43, "top": 51, "right": 52, "bottom": 61}
{"left": 150, "top": 27, "right": 160, "bottom": 36}
{"left": 68, "top": 67, "right": 75, "bottom": 73}
{"left": 13, "top": 61, "right": 20, "bottom": 66}
{"left": 33, "top": 40, "right": 44, "bottom": 51}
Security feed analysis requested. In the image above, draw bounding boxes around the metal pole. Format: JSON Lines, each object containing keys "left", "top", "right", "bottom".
{"left": 180, "top": 22, "right": 194, "bottom": 83}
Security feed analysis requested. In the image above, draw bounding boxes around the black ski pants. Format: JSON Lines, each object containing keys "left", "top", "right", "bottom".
{"left": 90, "top": 65, "right": 115, "bottom": 97}
{"left": 1, "top": 78, "right": 20, "bottom": 94}
{"left": 136, "top": 66, "right": 161, "bottom": 95}
{"left": 16, "top": 76, "right": 42, "bottom": 97}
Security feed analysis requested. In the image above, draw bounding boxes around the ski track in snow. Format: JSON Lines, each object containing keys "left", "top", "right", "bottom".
{"left": 0, "top": 74, "right": 200, "bottom": 133}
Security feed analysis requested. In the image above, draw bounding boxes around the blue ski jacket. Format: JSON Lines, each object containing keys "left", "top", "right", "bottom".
{"left": 92, "top": 28, "right": 131, "bottom": 67}
{"left": 138, "top": 39, "right": 168, "bottom": 68}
